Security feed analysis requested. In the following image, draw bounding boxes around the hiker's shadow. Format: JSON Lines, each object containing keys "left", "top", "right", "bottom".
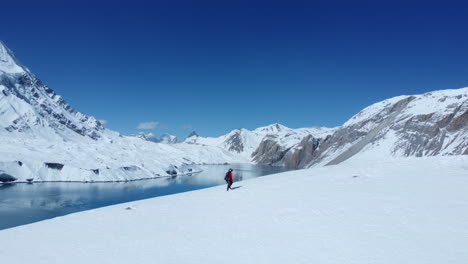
{"left": 230, "top": 186, "right": 242, "bottom": 190}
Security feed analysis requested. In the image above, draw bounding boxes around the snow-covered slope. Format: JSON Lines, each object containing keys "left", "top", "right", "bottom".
{"left": 1, "top": 156, "right": 467, "bottom": 264}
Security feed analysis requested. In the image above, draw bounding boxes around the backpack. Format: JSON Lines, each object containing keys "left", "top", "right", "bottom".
{"left": 224, "top": 172, "right": 229, "bottom": 181}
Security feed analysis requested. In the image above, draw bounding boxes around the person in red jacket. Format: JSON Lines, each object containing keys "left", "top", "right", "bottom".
{"left": 225, "top": 168, "right": 234, "bottom": 191}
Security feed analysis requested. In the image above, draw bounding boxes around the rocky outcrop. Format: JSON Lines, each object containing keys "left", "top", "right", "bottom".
{"left": 393, "top": 104, "right": 468, "bottom": 157}
{"left": 0, "top": 173, "right": 16, "bottom": 182}
{"left": 225, "top": 130, "right": 244, "bottom": 153}
{"left": 282, "top": 135, "right": 322, "bottom": 168}
{"left": 252, "top": 137, "right": 289, "bottom": 165}
{"left": 45, "top": 162, "right": 65, "bottom": 170}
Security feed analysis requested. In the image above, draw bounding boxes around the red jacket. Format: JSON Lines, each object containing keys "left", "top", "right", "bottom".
{"left": 227, "top": 171, "right": 233, "bottom": 182}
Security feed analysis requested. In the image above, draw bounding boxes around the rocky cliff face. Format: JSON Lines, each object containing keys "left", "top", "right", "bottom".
{"left": 224, "top": 130, "right": 245, "bottom": 153}
{"left": 252, "top": 137, "right": 288, "bottom": 165}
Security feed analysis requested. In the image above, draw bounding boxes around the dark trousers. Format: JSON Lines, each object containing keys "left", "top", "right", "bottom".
{"left": 226, "top": 179, "right": 233, "bottom": 191}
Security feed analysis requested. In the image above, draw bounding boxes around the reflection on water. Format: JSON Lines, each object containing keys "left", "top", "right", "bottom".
{"left": 0, "top": 164, "right": 290, "bottom": 230}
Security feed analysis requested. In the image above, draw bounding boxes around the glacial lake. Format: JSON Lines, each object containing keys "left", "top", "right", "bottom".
{"left": 0, "top": 164, "right": 291, "bottom": 230}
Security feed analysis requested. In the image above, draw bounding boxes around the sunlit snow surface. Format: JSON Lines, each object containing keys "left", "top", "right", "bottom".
{"left": 0, "top": 156, "right": 467, "bottom": 264}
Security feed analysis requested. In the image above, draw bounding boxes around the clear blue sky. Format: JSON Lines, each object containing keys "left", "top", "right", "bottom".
{"left": 2, "top": 1, "right": 468, "bottom": 138}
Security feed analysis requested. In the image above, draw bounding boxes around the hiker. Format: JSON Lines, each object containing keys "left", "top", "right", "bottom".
{"left": 224, "top": 168, "right": 233, "bottom": 191}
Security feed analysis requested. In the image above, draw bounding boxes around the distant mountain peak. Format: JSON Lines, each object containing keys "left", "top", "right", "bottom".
{"left": 159, "top": 133, "right": 179, "bottom": 144}
{"left": 187, "top": 131, "right": 199, "bottom": 138}
{"left": 254, "top": 123, "right": 289, "bottom": 133}
{"left": 131, "top": 132, "right": 179, "bottom": 144}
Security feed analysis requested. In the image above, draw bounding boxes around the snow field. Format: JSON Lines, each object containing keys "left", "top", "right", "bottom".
{"left": 0, "top": 156, "right": 467, "bottom": 264}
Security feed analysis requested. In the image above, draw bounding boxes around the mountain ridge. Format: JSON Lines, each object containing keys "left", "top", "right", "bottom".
{"left": 177, "top": 88, "right": 468, "bottom": 168}
{"left": 0, "top": 40, "right": 467, "bottom": 182}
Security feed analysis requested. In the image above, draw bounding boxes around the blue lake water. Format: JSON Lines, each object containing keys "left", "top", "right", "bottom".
{"left": 0, "top": 164, "right": 291, "bottom": 230}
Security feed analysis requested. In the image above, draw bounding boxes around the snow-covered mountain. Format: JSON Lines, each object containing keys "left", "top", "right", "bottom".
{"left": 183, "top": 124, "right": 335, "bottom": 161}
{"left": 158, "top": 133, "right": 179, "bottom": 144}
{"left": 0, "top": 40, "right": 242, "bottom": 182}
{"left": 0, "top": 39, "right": 466, "bottom": 182}
{"left": 131, "top": 132, "right": 179, "bottom": 144}
{"left": 131, "top": 132, "right": 159, "bottom": 142}
{"left": 320, "top": 89, "right": 467, "bottom": 164}
{"left": 273, "top": 88, "right": 468, "bottom": 168}
{"left": 0, "top": 40, "right": 105, "bottom": 141}
{"left": 180, "top": 89, "right": 467, "bottom": 169}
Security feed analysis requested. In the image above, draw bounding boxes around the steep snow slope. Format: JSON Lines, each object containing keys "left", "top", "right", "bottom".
{"left": 1, "top": 156, "right": 467, "bottom": 264}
